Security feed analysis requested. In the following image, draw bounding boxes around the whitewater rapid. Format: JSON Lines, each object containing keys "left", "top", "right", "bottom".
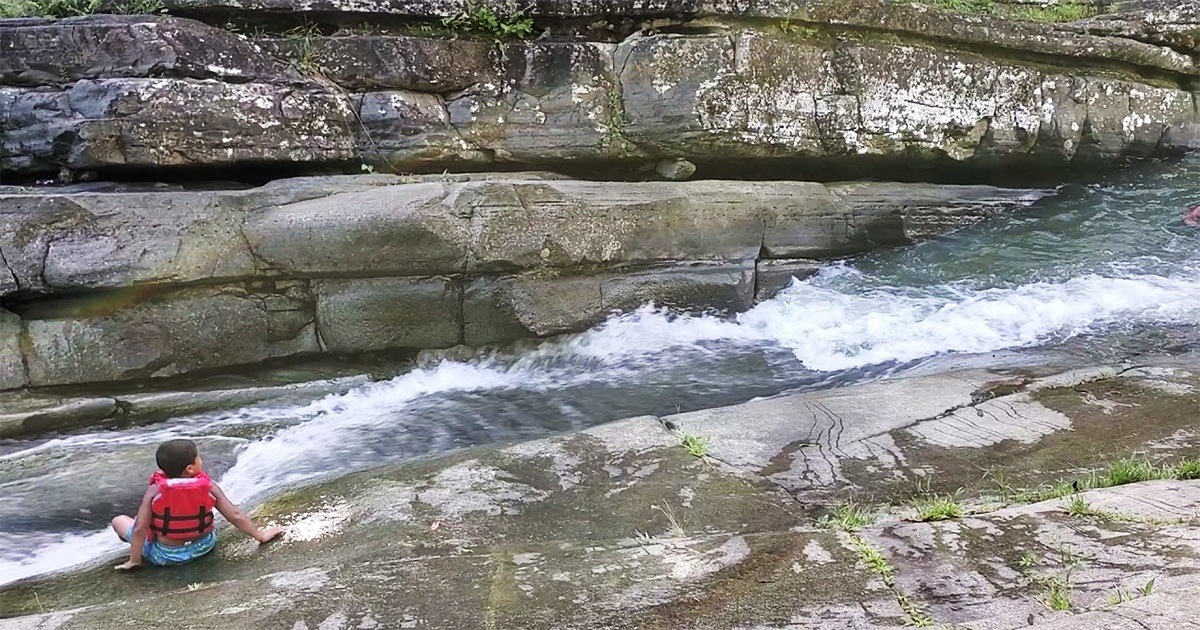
{"left": 3, "top": 158, "right": 1199, "bottom": 585}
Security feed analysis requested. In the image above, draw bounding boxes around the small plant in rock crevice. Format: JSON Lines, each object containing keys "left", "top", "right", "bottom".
{"left": 651, "top": 503, "right": 686, "bottom": 537}
{"left": 1039, "top": 576, "right": 1072, "bottom": 611}
{"left": 441, "top": 2, "right": 534, "bottom": 40}
{"left": 676, "top": 431, "right": 710, "bottom": 458}
{"left": 1015, "top": 542, "right": 1082, "bottom": 613}
{"left": 910, "top": 494, "right": 965, "bottom": 522}
{"left": 817, "top": 502, "right": 875, "bottom": 532}
{"left": 1063, "top": 495, "right": 1110, "bottom": 520}
{"left": 849, "top": 534, "right": 933, "bottom": 626}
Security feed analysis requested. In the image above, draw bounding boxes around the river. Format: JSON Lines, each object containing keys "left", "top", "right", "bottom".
{"left": 2, "top": 157, "right": 1199, "bottom": 585}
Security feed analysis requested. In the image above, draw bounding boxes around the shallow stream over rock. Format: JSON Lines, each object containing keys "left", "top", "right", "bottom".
{"left": 2, "top": 157, "right": 1199, "bottom": 586}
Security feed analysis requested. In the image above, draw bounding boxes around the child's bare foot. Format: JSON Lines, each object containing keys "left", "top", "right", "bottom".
{"left": 114, "top": 560, "right": 142, "bottom": 571}
{"left": 256, "top": 527, "right": 285, "bottom": 544}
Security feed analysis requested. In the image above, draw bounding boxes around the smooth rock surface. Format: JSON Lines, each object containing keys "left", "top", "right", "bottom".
{"left": 463, "top": 261, "right": 755, "bottom": 343}
{"left": 22, "top": 285, "right": 319, "bottom": 386}
{"left": 314, "top": 277, "right": 462, "bottom": 352}
{"left": 1, "top": 177, "right": 1043, "bottom": 295}
{"left": 3, "top": 362, "right": 1199, "bottom": 628}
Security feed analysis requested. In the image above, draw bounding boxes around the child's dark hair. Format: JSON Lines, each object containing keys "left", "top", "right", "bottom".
{"left": 156, "top": 439, "right": 199, "bottom": 477}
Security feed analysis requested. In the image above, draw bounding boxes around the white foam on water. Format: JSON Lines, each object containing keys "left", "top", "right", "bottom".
{"left": 741, "top": 267, "right": 1200, "bottom": 371}
{"left": 4, "top": 261, "right": 1200, "bottom": 586}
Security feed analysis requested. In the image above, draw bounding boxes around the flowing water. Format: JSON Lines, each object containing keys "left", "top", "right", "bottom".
{"left": 3, "top": 158, "right": 1199, "bottom": 585}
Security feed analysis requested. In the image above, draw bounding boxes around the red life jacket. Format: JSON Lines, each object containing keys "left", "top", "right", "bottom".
{"left": 148, "top": 470, "right": 216, "bottom": 541}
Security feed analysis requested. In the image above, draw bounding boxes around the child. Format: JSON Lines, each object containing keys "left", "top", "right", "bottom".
{"left": 110, "top": 438, "right": 283, "bottom": 570}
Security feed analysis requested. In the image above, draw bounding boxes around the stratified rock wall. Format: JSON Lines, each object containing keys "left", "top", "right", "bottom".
{"left": 0, "top": 175, "right": 1048, "bottom": 388}
{"left": 2, "top": 0, "right": 1198, "bottom": 179}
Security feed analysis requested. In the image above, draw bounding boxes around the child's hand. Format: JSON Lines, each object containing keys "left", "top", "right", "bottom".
{"left": 256, "top": 527, "right": 285, "bottom": 544}
{"left": 114, "top": 560, "right": 142, "bottom": 571}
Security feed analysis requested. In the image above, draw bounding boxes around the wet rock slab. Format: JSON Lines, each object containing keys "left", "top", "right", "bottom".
{"left": 0, "top": 373, "right": 372, "bottom": 438}
{"left": 3, "top": 360, "right": 1199, "bottom": 628}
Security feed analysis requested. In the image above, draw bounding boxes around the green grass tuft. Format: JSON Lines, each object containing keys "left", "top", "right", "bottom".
{"left": 817, "top": 502, "right": 875, "bottom": 532}
{"left": 1172, "top": 458, "right": 1200, "bottom": 480}
{"left": 1040, "top": 576, "right": 1072, "bottom": 611}
{"left": 911, "top": 495, "right": 965, "bottom": 521}
{"left": 851, "top": 535, "right": 895, "bottom": 582}
{"left": 677, "top": 432, "right": 710, "bottom": 458}
{"left": 1103, "top": 457, "right": 1160, "bottom": 487}
{"left": 1063, "top": 495, "right": 1111, "bottom": 520}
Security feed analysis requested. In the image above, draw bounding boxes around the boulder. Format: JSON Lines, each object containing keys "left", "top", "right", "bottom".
{"left": 0, "top": 193, "right": 254, "bottom": 295}
{"left": 0, "top": 176, "right": 1047, "bottom": 388}
{"left": 21, "top": 284, "right": 319, "bottom": 387}
{"left": 0, "top": 15, "right": 300, "bottom": 87}
{"left": 655, "top": 158, "right": 696, "bottom": 181}
{"left": 314, "top": 277, "right": 462, "bottom": 352}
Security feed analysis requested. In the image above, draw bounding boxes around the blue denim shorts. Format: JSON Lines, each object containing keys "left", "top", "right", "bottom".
{"left": 125, "top": 524, "right": 218, "bottom": 566}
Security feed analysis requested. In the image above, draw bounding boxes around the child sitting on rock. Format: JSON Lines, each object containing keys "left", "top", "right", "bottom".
{"left": 110, "top": 438, "right": 283, "bottom": 570}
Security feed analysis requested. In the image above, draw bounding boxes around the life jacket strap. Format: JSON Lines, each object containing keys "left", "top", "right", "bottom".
{"left": 152, "top": 506, "right": 214, "bottom": 535}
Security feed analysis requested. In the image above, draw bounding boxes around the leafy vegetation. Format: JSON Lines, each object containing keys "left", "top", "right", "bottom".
{"left": 0, "top": 0, "right": 164, "bottom": 18}
{"left": 1103, "top": 456, "right": 1160, "bottom": 486}
{"left": 441, "top": 3, "right": 534, "bottom": 39}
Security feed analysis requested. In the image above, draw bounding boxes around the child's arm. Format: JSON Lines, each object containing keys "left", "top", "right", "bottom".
{"left": 211, "top": 483, "right": 284, "bottom": 544}
{"left": 115, "top": 486, "right": 157, "bottom": 570}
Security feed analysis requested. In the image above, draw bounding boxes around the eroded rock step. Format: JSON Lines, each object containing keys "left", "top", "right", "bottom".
{"left": 0, "top": 174, "right": 1049, "bottom": 390}
{"left": 2, "top": 360, "right": 1197, "bottom": 628}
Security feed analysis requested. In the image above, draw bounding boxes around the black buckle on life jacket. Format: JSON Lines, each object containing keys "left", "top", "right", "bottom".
{"left": 152, "top": 506, "right": 214, "bottom": 535}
